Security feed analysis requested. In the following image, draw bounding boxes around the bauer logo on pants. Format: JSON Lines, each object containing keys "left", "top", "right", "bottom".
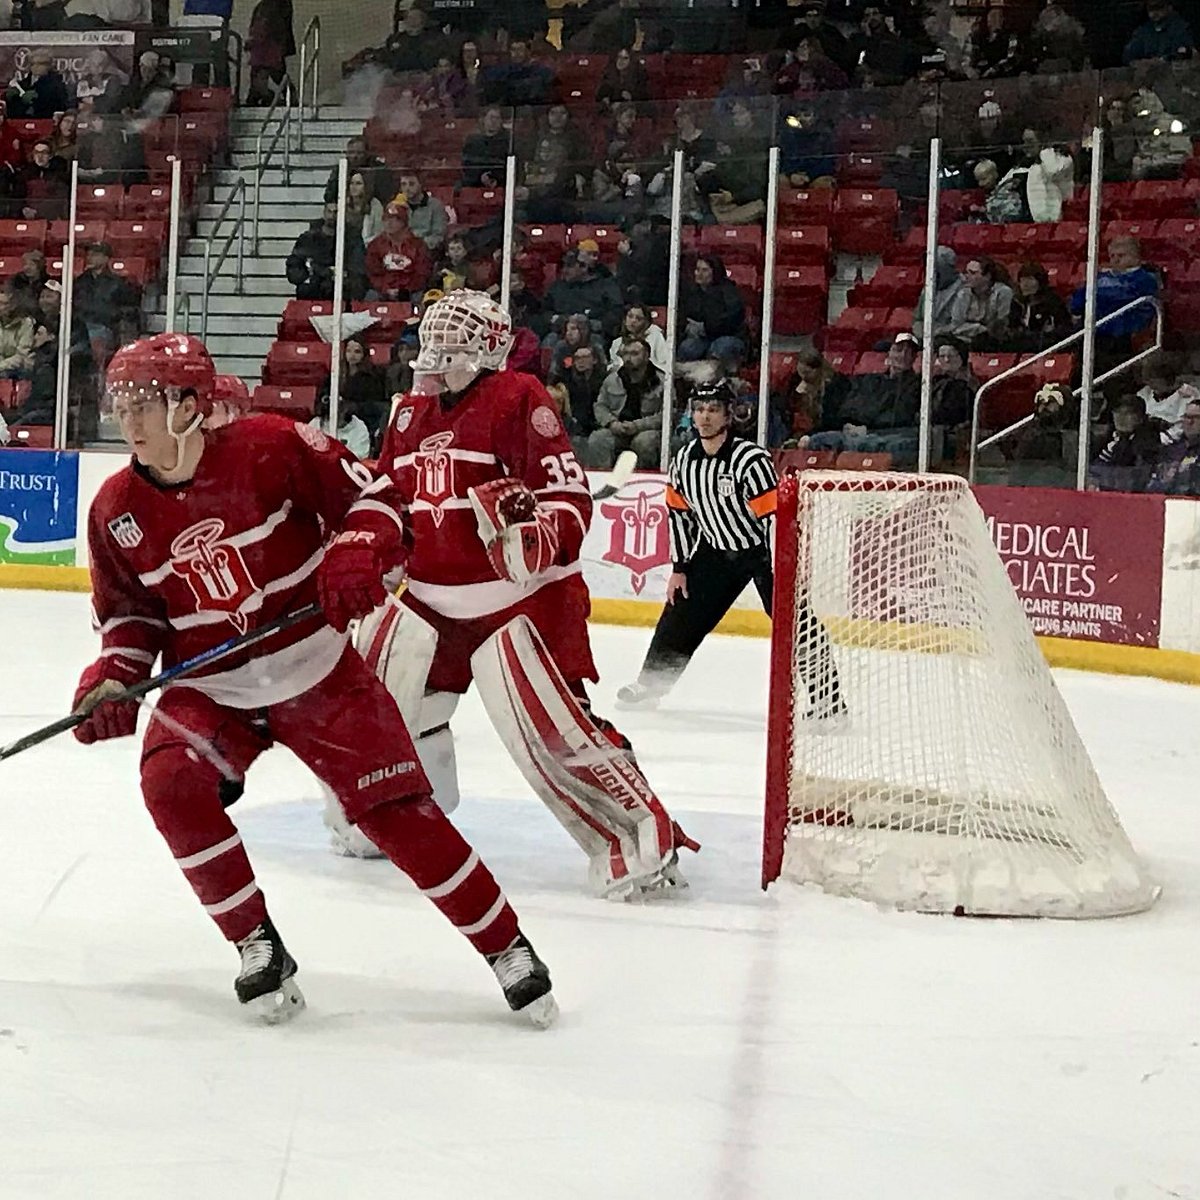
{"left": 357, "top": 760, "right": 417, "bottom": 790}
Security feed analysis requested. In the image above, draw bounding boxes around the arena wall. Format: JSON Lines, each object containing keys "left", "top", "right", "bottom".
{"left": 3, "top": 447, "right": 1199, "bottom": 683}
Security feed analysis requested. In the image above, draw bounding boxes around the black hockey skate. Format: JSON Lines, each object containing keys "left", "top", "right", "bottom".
{"left": 487, "top": 935, "right": 558, "bottom": 1029}
{"left": 235, "top": 918, "right": 305, "bottom": 1024}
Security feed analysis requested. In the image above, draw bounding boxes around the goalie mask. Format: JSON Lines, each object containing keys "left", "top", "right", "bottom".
{"left": 413, "top": 289, "right": 514, "bottom": 396}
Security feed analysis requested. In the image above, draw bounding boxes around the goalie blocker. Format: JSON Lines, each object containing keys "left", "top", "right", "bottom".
{"left": 326, "top": 598, "right": 698, "bottom": 896}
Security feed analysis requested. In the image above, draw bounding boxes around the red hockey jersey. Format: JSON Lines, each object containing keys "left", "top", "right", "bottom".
{"left": 88, "top": 415, "right": 409, "bottom": 709}
{"left": 378, "top": 370, "right": 592, "bottom": 620}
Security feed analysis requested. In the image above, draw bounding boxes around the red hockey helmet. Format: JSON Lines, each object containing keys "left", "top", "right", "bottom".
{"left": 205, "top": 374, "right": 251, "bottom": 430}
{"left": 106, "top": 333, "right": 217, "bottom": 415}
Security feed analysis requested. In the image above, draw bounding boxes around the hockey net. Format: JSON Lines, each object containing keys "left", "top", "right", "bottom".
{"left": 762, "top": 470, "right": 1157, "bottom": 918}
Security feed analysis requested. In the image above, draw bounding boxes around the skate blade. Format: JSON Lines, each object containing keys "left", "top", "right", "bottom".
{"left": 522, "top": 992, "right": 559, "bottom": 1029}
{"left": 247, "top": 977, "right": 306, "bottom": 1024}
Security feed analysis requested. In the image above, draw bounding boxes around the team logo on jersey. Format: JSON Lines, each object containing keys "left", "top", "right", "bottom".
{"left": 531, "top": 404, "right": 561, "bottom": 439}
{"left": 717, "top": 473, "right": 735, "bottom": 498}
{"left": 169, "top": 517, "right": 261, "bottom": 633}
{"left": 393, "top": 406, "right": 414, "bottom": 434}
{"left": 294, "top": 421, "right": 330, "bottom": 453}
{"left": 413, "top": 430, "right": 456, "bottom": 527}
{"left": 107, "top": 512, "right": 143, "bottom": 550}
{"left": 599, "top": 478, "right": 669, "bottom": 596}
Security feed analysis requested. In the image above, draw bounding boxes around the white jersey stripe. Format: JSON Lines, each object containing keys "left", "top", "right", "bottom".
{"left": 177, "top": 832, "right": 243, "bottom": 870}
{"left": 457, "top": 893, "right": 507, "bottom": 936}
{"left": 98, "top": 646, "right": 156, "bottom": 664}
{"left": 347, "top": 497, "right": 407, "bottom": 537}
{"left": 203, "top": 880, "right": 260, "bottom": 916}
{"left": 167, "top": 547, "right": 323, "bottom": 630}
{"left": 406, "top": 562, "right": 581, "bottom": 620}
{"left": 421, "top": 849, "right": 480, "bottom": 899}
{"left": 95, "top": 614, "right": 168, "bottom": 635}
{"left": 391, "top": 449, "right": 498, "bottom": 470}
{"left": 138, "top": 501, "right": 294, "bottom": 586}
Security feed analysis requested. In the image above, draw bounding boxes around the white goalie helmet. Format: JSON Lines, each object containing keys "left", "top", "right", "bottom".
{"left": 413, "top": 289, "right": 514, "bottom": 395}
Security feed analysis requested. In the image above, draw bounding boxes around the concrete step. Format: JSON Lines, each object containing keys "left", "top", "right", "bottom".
{"left": 179, "top": 253, "right": 289, "bottom": 276}
{"left": 196, "top": 216, "right": 310, "bottom": 240}
{"left": 177, "top": 273, "right": 293, "bottom": 295}
{"left": 212, "top": 183, "right": 325, "bottom": 205}
{"left": 148, "top": 311, "right": 281, "bottom": 337}
{"left": 232, "top": 133, "right": 347, "bottom": 156}
{"left": 208, "top": 354, "right": 268, "bottom": 381}
{"left": 185, "top": 235, "right": 295, "bottom": 259}
{"left": 230, "top": 114, "right": 368, "bottom": 139}
{"left": 226, "top": 150, "right": 339, "bottom": 171}
{"left": 152, "top": 291, "right": 289, "bottom": 317}
{"left": 198, "top": 332, "right": 275, "bottom": 360}
{"left": 215, "top": 166, "right": 327, "bottom": 188}
{"left": 199, "top": 200, "right": 317, "bottom": 224}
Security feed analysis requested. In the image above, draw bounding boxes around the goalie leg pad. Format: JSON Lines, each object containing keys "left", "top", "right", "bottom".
{"left": 471, "top": 615, "right": 683, "bottom": 894}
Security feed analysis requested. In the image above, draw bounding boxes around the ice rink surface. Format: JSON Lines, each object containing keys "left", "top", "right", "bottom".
{"left": 0, "top": 589, "right": 1197, "bottom": 1200}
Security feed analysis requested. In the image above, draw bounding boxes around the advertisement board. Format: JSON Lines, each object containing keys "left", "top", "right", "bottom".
{"left": 0, "top": 449, "right": 78, "bottom": 566}
{"left": 0, "top": 31, "right": 134, "bottom": 108}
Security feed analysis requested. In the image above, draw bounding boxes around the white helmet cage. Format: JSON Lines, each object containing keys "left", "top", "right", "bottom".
{"left": 414, "top": 289, "right": 515, "bottom": 379}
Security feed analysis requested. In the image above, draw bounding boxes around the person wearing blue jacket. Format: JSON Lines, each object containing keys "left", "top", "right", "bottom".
{"left": 1070, "top": 236, "right": 1159, "bottom": 343}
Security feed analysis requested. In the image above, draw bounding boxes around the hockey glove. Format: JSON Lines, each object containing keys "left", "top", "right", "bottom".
{"left": 72, "top": 656, "right": 148, "bottom": 744}
{"left": 317, "top": 529, "right": 389, "bottom": 632}
{"left": 469, "top": 478, "right": 560, "bottom": 584}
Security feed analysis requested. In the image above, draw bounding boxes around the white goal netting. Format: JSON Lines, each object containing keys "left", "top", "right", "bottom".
{"left": 764, "top": 470, "right": 1158, "bottom": 918}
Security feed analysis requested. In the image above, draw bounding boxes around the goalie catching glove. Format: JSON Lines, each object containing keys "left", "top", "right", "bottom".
{"left": 469, "top": 478, "right": 560, "bottom": 584}
{"left": 72, "top": 654, "right": 151, "bottom": 743}
{"left": 316, "top": 529, "right": 391, "bottom": 631}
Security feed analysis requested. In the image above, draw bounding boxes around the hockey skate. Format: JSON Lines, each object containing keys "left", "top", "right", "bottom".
{"left": 487, "top": 934, "right": 557, "bottom": 1029}
{"left": 614, "top": 680, "right": 667, "bottom": 711}
{"left": 235, "top": 919, "right": 305, "bottom": 1024}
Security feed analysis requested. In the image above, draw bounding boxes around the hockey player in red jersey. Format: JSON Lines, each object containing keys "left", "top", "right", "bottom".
{"left": 73, "top": 331, "right": 556, "bottom": 1025}
{"left": 325, "top": 290, "right": 698, "bottom": 896}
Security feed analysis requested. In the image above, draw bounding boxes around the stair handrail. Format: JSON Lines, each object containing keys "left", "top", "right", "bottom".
{"left": 967, "top": 295, "right": 1163, "bottom": 484}
{"left": 252, "top": 79, "right": 293, "bottom": 253}
{"left": 173, "top": 288, "right": 193, "bottom": 336}
{"left": 199, "top": 175, "right": 248, "bottom": 341}
{"left": 296, "top": 16, "right": 321, "bottom": 151}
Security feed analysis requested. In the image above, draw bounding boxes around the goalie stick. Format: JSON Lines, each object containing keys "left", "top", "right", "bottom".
{"left": 590, "top": 450, "right": 638, "bottom": 501}
{"left": 0, "top": 603, "right": 322, "bottom": 764}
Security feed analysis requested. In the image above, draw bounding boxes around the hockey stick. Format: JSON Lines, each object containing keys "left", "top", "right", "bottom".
{"left": 0, "top": 603, "right": 322, "bottom": 764}
{"left": 590, "top": 450, "right": 639, "bottom": 501}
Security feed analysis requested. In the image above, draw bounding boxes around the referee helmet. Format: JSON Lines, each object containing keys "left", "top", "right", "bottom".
{"left": 690, "top": 379, "right": 736, "bottom": 409}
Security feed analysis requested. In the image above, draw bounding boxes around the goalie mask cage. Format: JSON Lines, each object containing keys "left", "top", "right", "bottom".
{"left": 762, "top": 470, "right": 1157, "bottom": 918}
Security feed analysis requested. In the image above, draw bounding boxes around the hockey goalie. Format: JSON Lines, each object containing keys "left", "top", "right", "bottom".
{"left": 324, "top": 290, "right": 699, "bottom": 897}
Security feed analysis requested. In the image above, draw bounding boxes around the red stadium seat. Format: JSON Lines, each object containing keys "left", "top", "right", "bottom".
{"left": 75, "top": 184, "right": 125, "bottom": 218}
{"left": 886, "top": 225, "right": 927, "bottom": 265}
{"left": 836, "top": 153, "right": 884, "bottom": 187}
{"left": 351, "top": 301, "right": 414, "bottom": 341}
{"left": 45, "top": 220, "right": 107, "bottom": 253}
{"left": 124, "top": 184, "right": 173, "bottom": 220}
{"left": 699, "top": 224, "right": 764, "bottom": 266}
{"left": 1146, "top": 218, "right": 1200, "bottom": 264}
{"left": 774, "top": 448, "right": 837, "bottom": 474}
{"left": 556, "top": 54, "right": 608, "bottom": 103}
{"left": 107, "top": 220, "right": 165, "bottom": 262}
{"left": 178, "top": 87, "right": 233, "bottom": 113}
{"left": 835, "top": 450, "right": 892, "bottom": 471}
{"left": 1044, "top": 221, "right": 1088, "bottom": 261}
{"left": 778, "top": 189, "right": 834, "bottom": 225}
{"left": 7, "top": 119, "right": 54, "bottom": 148}
{"left": 1103, "top": 219, "right": 1158, "bottom": 248}
{"left": 4, "top": 424, "right": 53, "bottom": 448}
{"left": 1043, "top": 262, "right": 1084, "bottom": 297}
{"left": 566, "top": 224, "right": 622, "bottom": 263}
{"left": 849, "top": 264, "right": 924, "bottom": 309}
{"left": 853, "top": 351, "right": 888, "bottom": 375}
{"left": 1001, "top": 223, "right": 1045, "bottom": 259}
{"left": 823, "top": 306, "right": 894, "bottom": 352}
{"left": 0, "top": 220, "right": 46, "bottom": 255}
{"left": 454, "top": 188, "right": 505, "bottom": 226}
{"left": 767, "top": 350, "right": 799, "bottom": 393}
{"left": 1129, "top": 180, "right": 1198, "bottom": 219}
{"left": 832, "top": 188, "right": 899, "bottom": 256}
{"left": 775, "top": 225, "right": 830, "bottom": 267}
{"left": 109, "top": 257, "right": 149, "bottom": 286}
{"left": 0, "top": 256, "right": 23, "bottom": 280}
{"left": 521, "top": 224, "right": 569, "bottom": 268}
{"left": 263, "top": 341, "right": 332, "bottom": 387}
{"left": 772, "top": 266, "right": 828, "bottom": 334}
{"left": 252, "top": 385, "right": 318, "bottom": 418}
{"left": 1032, "top": 353, "right": 1074, "bottom": 386}
{"left": 278, "top": 300, "right": 334, "bottom": 341}
{"left": 824, "top": 350, "right": 856, "bottom": 374}
{"left": 669, "top": 54, "right": 727, "bottom": 99}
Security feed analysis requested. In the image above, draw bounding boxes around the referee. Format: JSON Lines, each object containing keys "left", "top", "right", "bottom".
{"left": 617, "top": 380, "right": 842, "bottom": 714}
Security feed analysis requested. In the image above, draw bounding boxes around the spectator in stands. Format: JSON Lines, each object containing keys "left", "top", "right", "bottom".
{"left": 973, "top": 158, "right": 1030, "bottom": 224}
{"left": 1070, "top": 236, "right": 1159, "bottom": 352}
{"left": 771, "top": 350, "right": 849, "bottom": 446}
{"left": 913, "top": 246, "right": 964, "bottom": 343}
{"left": 365, "top": 199, "right": 431, "bottom": 301}
{"left": 309, "top": 387, "right": 371, "bottom": 459}
{"left": 1137, "top": 357, "right": 1198, "bottom": 441}
{"left": 1123, "top": 0, "right": 1195, "bottom": 63}
{"left": 1147, "top": 401, "right": 1200, "bottom": 494}
{"left": 385, "top": 330, "right": 418, "bottom": 398}
{"left": 73, "top": 241, "right": 139, "bottom": 351}
{"left": 508, "top": 269, "right": 542, "bottom": 328}
{"left": 482, "top": 38, "right": 555, "bottom": 108}
{"left": 605, "top": 102, "right": 658, "bottom": 171}
{"left": 8, "top": 250, "right": 49, "bottom": 314}
{"left": 19, "top": 140, "right": 70, "bottom": 219}
{"left": 544, "top": 247, "right": 624, "bottom": 340}
{"left": 946, "top": 257, "right": 1013, "bottom": 349}
{"left": 778, "top": 101, "right": 836, "bottom": 187}
{"left": 116, "top": 51, "right": 173, "bottom": 119}
{"left": 564, "top": 0, "right": 640, "bottom": 53}
{"left": 930, "top": 335, "right": 974, "bottom": 454}
{"left": 516, "top": 136, "right": 580, "bottom": 224}
{"left": 1008, "top": 262, "right": 1071, "bottom": 352}
{"left": 559, "top": 343, "right": 604, "bottom": 457}
{"left": 5, "top": 48, "right": 72, "bottom": 119}
{"left": 588, "top": 338, "right": 664, "bottom": 468}
{"left": 453, "top": 40, "right": 485, "bottom": 115}
{"left": 596, "top": 47, "right": 650, "bottom": 110}
{"left": 1129, "top": 88, "right": 1193, "bottom": 179}
{"left": 1090, "top": 394, "right": 1163, "bottom": 492}
{"left": 285, "top": 201, "right": 368, "bottom": 302}
{"left": 246, "top": 0, "right": 296, "bottom": 107}
{"left": 322, "top": 334, "right": 388, "bottom": 447}
{"left": 0, "top": 290, "right": 35, "bottom": 379}
{"left": 432, "top": 232, "right": 489, "bottom": 295}
{"left": 586, "top": 153, "right": 645, "bottom": 225}
{"left": 774, "top": 36, "right": 851, "bottom": 97}
{"left": 783, "top": 4, "right": 853, "bottom": 74}
{"left": 850, "top": 5, "right": 921, "bottom": 84}
{"left": 609, "top": 302, "right": 668, "bottom": 375}
{"left": 345, "top": 172, "right": 384, "bottom": 245}
{"left": 75, "top": 114, "right": 146, "bottom": 186}
{"left": 74, "top": 49, "right": 116, "bottom": 112}
{"left": 715, "top": 56, "right": 771, "bottom": 117}
{"left": 676, "top": 255, "right": 749, "bottom": 368}
{"left": 397, "top": 170, "right": 447, "bottom": 253}
{"left": 615, "top": 213, "right": 669, "bottom": 306}
{"left": 1029, "top": 0, "right": 1089, "bottom": 72}
{"left": 548, "top": 313, "right": 608, "bottom": 381}
{"left": 38, "top": 279, "right": 90, "bottom": 378}
{"left": 709, "top": 98, "right": 769, "bottom": 224}
{"left": 325, "top": 137, "right": 395, "bottom": 207}
{"left": 972, "top": 8, "right": 1028, "bottom": 78}
{"left": 386, "top": 6, "right": 448, "bottom": 73}
{"left": 48, "top": 111, "right": 78, "bottom": 162}
{"left": 807, "top": 333, "right": 921, "bottom": 465}
{"left": 460, "top": 106, "right": 509, "bottom": 189}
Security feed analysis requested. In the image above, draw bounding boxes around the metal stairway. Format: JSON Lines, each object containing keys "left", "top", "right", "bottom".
{"left": 150, "top": 105, "right": 371, "bottom": 387}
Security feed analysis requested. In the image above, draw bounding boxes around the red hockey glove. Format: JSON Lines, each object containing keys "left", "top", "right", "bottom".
{"left": 72, "top": 655, "right": 149, "bottom": 744}
{"left": 317, "top": 529, "right": 389, "bottom": 632}
{"left": 469, "top": 478, "right": 561, "bottom": 584}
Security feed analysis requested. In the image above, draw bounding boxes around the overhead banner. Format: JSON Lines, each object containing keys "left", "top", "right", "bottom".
{"left": 0, "top": 31, "right": 134, "bottom": 104}
{"left": 974, "top": 485, "right": 1165, "bottom": 648}
{"left": 0, "top": 449, "right": 79, "bottom": 566}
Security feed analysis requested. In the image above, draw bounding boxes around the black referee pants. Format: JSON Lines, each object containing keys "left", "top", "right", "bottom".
{"left": 638, "top": 542, "right": 842, "bottom": 711}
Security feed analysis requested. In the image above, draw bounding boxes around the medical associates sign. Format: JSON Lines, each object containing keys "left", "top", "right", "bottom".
{"left": 974, "top": 485, "right": 1165, "bottom": 647}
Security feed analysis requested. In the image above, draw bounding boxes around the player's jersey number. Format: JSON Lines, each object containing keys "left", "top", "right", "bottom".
{"left": 540, "top": 452, "right": 585, "bottom": 488}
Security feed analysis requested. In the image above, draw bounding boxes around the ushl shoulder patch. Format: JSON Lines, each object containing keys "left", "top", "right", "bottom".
{"left": 531, "top": 404, "right": 561, "bottom": 439}
{"left": 294, "top": 421, "right": 330, "bottom": 453}
{"left": 108, "top": 512, "right": 143, "bottom": 549}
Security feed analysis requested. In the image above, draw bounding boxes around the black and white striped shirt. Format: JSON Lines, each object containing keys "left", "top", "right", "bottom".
{"left": 666, "top": 434, "right": 778, "bottom": 567}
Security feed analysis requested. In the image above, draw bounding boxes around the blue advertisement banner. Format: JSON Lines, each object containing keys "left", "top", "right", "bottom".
{"left": 0, "top": 451, "right": 79, "bottom": 566}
